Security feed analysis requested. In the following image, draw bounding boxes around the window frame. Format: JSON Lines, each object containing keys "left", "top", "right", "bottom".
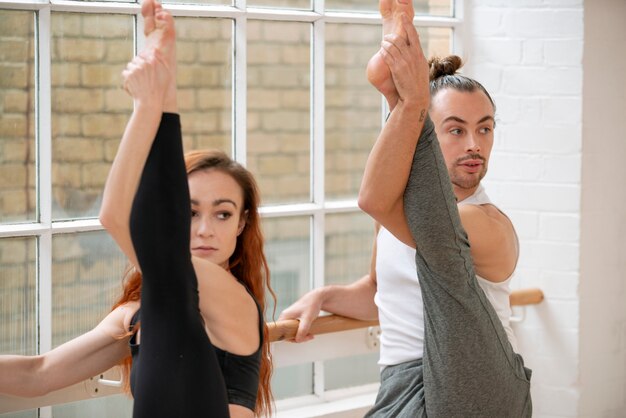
{"left": 0, "top": 0, "right": 463, "bottom": 414}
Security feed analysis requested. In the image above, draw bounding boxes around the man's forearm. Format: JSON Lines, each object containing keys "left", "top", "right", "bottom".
{"left": 320, "top": 275, "right": 378, "bottom": 321}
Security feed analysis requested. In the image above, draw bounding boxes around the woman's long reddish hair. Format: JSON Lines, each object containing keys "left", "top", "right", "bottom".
{"left": 112, "top": 149, "right": 275, "bottom": 417}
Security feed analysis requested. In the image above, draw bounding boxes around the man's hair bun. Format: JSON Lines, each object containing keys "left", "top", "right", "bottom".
{"left": 428, "top": 55, "right": 463, "bottom": 81}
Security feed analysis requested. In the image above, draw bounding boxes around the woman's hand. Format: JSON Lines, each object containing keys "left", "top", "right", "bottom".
{"left": 122, "top": 49, "right": 172, "bottom": 108}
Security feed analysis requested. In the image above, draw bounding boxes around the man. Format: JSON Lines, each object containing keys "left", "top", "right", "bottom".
{"left": 280, "top": 2, "right": 531, "bottom": 416}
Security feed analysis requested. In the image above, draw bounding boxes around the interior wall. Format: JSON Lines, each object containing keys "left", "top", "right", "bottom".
{"left": 579, "top": 0, "right": 626, "bottom": 415}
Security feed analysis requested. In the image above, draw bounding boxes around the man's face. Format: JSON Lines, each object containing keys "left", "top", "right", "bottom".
{"left": 430, "top": 89, "right": 495, "bottom": 191}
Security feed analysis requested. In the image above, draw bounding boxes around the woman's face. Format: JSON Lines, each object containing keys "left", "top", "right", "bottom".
{"left": 188, "top": 169, "right": 246, "bottom": 269}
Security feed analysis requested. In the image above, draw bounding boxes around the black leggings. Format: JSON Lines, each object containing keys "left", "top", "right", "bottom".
{"left": 129, "top": 113, "right": 230, "bottom": 418}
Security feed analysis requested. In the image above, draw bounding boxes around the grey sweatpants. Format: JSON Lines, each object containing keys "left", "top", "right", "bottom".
{"left": 367, "top": 117, "right": 532, "bottom": 417}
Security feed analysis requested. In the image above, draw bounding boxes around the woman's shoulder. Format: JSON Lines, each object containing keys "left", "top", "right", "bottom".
{"left": 191, "top": 256, "right": 260, "bottom": 355}
{"left": 93, "top": 301, "right": 140, "bottom": 340}
{"left": 191, "top": 256, "right": 254, "bottom": 298}
{"left": 110, "top": 301, "right": 141, "bottom": 334}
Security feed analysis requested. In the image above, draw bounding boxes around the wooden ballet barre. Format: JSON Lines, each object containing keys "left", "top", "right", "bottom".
{"left": 509, "top": 287, "right": 544, "bottom": 306}
{"left": 269, "top": 314, "right": 380, "bottom": 342}
{"left": 269, "top": 288, "right": 544, "bottom": 343}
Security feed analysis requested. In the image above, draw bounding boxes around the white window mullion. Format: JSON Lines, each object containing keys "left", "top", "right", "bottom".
{"left": 311, "top": 0, "right": 325, "bottom": 399}
{"left": 232, "top": 0, "right": 246, "bottom": 165}
{"left": 452, "top": 0, "right": 464, "bottom": 58}
{"left": 36, "top": 5, "right": 53, "bottom": 418}
{"left": 36, "top": 0, "right": 52, "bottom": 362}
{"left": 311, "top": 0, "right": 325, "bottom": 209}
{"left": 37, "top": 239, "right": 53, "bottom": 418}
{"left": 136, "top": 7, "right": 144, "bottom": 54}
{"left": 50, "top": 0, "right": 138, "bottom": 14}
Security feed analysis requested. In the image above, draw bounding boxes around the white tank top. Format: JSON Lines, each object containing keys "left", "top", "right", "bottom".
{"left": 375, "top": 185, "right": 518, "bottom": 368}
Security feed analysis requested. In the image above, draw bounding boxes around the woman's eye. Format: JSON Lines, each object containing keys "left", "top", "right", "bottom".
{"left": 450, "top": 128, "right": 462, "bottom": 135}
{"left": 217, "top": 212, "right": 232, "bottom": 220}
{"left": 479, "top": 127, "right": 492, "bottom": 134}
{"left": 191, "top": 209, "right": 198, "bottom": 217}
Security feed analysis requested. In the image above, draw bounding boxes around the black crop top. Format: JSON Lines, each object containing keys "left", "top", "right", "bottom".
{"left": 129, "top": 293, "right": 263, "bottom": 411}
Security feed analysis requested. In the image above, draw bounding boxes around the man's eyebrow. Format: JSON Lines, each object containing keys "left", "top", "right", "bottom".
{"left": 477, "top": 115, "right": 496, "bottom": 124}
{"left": 442, "top": 116, "right": 467, "bottom": 124}
{"left": 441, "top": 115, "right": 495, "bottom": 124}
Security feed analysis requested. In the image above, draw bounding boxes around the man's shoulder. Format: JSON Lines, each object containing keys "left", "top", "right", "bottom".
{"left": 460, "top": 201, "right": 509, "bottom": 221}
{"left": 459, "top": 204, "right": 519, "bottom": 281}
{"left": 459, "top": 203, "right": 516, "bottom": 241}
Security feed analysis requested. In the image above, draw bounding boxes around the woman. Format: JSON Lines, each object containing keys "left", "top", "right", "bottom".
{"left": 0, "top": 2, "right": 273, "bottom": 417}
{"left": 109, "top": 147, "right": 274, "bottom": 418}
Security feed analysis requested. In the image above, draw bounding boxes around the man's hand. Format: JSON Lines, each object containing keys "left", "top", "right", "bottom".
{"left": 278, "top": 289, "right": 325, "bottom": 343}
{"left": 379, "top": 13, "right": 430, "bottom": 109}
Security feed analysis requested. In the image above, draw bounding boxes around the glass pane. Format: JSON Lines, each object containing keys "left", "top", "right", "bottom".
{"left": 164, "top": 0, "right": 230, "bottom": 4}
{"left": 79, "top": 0, "right": 133, "bottom": 3}
{"left": 325, "top": 352, "right": 380, "bottom": 390}
{"left": 324, "top": 212, "right": 379, "bottom": 389}
{"left": 420, "top": 26, "right": 453, "bottom": 58}
{"left": 52, "top": 395, "right": 132, "bottom": 418}
{"left": 51, "top": 231, "right": 128, "bottom": 347}
{"left": 325, "top": 0, "right": 453, "bottom": 16}
{"left": 50, "top": 231, "right": 133, "bottom": 417}
{"left": 325, "top": 211, "right": 373, "bottom": 285}
{"left": 177, "top": 17, "right": 232, "bottom": 155}
{"left": 263, "top": 216, "right": 313, "bottom": 398}
{"left": 325, "top": 23, "right": 381, "bottom": 200}
{"left": 264, "top": 216, "right": 311, "bottom": 317}
{"left": 0, "top": 11, "right": 36, "bottom": 223}
{"left": 51, "top": 13, "right": 133, "bottom": 220}
{"left": 325, "top": 25, "right": 451, "bottom": 200}
{"left": 325, "top": 0, "right": 377, "bottom": 12}
{"left": 247, "top": 0, "right": 310, "bottom": 9}
{"left": 0, "top": 237, "right": 36, "bottom": 355}
{"left": 272, "top": 363, "right": 313, "bottom": 399}
{"left": 0, "top": 410, "right": 37, "bottom": 418}
{"left": 247, "top": 21, "right": 311, "bottom": 205}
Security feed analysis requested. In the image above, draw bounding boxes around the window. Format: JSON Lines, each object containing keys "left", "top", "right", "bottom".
{"left": 0, "top": 1, "right": 457, "bottom": 416}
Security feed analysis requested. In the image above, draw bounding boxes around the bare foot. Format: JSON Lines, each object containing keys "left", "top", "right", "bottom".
{"left": 366, "top": 0, "right": 414, "bottom": 102}
{"left": 141, "top": 0, "right": 177, "bottom": 112}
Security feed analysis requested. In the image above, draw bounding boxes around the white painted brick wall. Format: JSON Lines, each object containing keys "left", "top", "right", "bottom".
{"left": 498, "top": 123, "right": 582, "bottom": 153}
{"left": 522, "top": 39, "right": 544, "bottom": 65}
{"left": 502, "top": 10, "right": 583, "bottom": 39}
{"left": 465, "top": 0, "right": 584, "bottom": 416}
{"left": 539, "top": 213, "right": 580, "bottom": 241}
{"left": 541, "top": 97, "right": 582, "bottom": 124}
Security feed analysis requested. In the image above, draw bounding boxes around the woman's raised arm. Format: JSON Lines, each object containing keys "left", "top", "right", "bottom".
{"left": 99, "top": 51, "right": 172, "bottom": 270}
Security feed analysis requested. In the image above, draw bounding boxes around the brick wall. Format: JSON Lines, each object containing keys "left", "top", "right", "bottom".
{"left": 51, "top": 13, "right": 134, "bottom": 220}
{"left": 464, "top": 0, "right": 584, "bottom": 415}
{"left": 0, "top": 237, "right": 36, "bottom": 355}
{"left": 0, "top": 10, "right": 37, "bottom": 356}
{"left": 0, "top": 11, "right": 35, "bottom": 224}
